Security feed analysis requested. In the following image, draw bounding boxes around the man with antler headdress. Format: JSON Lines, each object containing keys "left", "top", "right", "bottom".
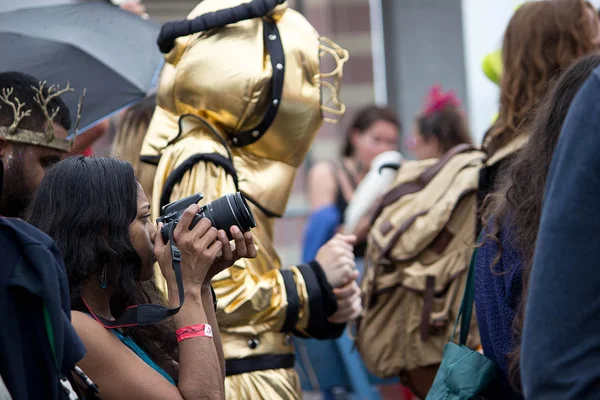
{"left": 140, "top": 0, "right": 361, "bottom": 398}
{"left": 0, "top": 71, "right": 83, "bottom": 217}
{"left": 0, "top": 71, "right": 87, "bottom": 400}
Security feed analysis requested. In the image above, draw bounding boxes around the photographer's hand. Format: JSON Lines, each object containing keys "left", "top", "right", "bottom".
{"left": 155, "top": 204, "right": 223, "bottom": 293}
{"left": 153, "top": 204, "right": 225, "bottom": 399}
{"left": 205, "top": 226, "right": 257, "bottom": 285}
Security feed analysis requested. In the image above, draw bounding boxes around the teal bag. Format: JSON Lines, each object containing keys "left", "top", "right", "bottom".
{"left": 426, "top": 248, "right": 500, "bottom": 400}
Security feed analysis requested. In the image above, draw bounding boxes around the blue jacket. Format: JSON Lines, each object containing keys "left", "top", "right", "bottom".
{"left": 521, "top": 68, "right": 600, "bottom": 398}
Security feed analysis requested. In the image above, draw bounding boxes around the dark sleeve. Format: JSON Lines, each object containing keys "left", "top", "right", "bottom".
{"left": 521, "top": 71, "right": 600, "bottom": 399}
{"left": 297, "top": 261, "right": 344, "bottom": 339}
{"left": 0, "top": 225, "right": 55, "bottom": 399}
{"left": 280, "top": 260, "right": 344, "bottom": 339}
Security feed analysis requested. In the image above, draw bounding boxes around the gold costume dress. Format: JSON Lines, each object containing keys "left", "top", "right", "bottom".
{"left": 140, "top": 1, "right": 349, "bottom": 398}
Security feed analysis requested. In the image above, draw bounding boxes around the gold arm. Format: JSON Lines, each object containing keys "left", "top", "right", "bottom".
{"left": 152, "top": 134, "right": 312, "bottom": 334}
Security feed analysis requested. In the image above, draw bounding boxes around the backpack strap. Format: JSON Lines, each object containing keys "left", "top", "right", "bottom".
{"left": 372, "top": 143, "right": 476, "bottom": 223}
{"left": 378, "top": 187, "right": 476, "bottom": 258}
{"left": 328, "top": 161, "right": 343, "bottom": 191}
{"left": 338, "top": 162, "right": 359, "bottom": 189}
{"left": 450, "top": 245, "right": 478, "bottom": 346}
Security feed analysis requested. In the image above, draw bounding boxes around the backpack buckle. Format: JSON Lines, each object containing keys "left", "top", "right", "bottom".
{"left": 377, "top": 259, "right": 395, "bottom": 274}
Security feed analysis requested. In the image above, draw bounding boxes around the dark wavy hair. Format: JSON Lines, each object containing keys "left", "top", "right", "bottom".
{"left": 25, "top": 156, "right": 178, "bottom": 373}
{"left": 341, "top": 105, "right": 401, "bottom": 157}
{"left": 483, "top": 52, "right": 600, "bottom": 391}
{"left": 416, "top": 105, "right": 473, "bottom": 152}
{"left": 483, "top": 0, "right": 597, "bottom": 156}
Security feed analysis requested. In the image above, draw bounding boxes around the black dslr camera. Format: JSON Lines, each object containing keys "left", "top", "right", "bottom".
{"left": 157, "top": 192, "right": 257, "bottom": 243}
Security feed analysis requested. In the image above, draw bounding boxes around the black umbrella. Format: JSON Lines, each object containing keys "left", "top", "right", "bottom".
{"left": 0, "top": 0, "right": 163, "bottom": 135}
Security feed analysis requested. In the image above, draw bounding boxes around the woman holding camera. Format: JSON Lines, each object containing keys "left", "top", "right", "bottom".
{"left": 26, "top": 156, "right": 257, "bottom": 400}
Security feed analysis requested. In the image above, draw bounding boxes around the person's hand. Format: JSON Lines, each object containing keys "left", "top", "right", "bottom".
{"left": 315, "top": 234, "right": 357, "bottom": 288}
{"left": 154, "top": 204, "right": 222, "bottom": 291}
{"left": 328, "top": 271, "right": 362, "bottom": 323}
{"left": 204, "top": 226, "right": 258, "bottom": 286}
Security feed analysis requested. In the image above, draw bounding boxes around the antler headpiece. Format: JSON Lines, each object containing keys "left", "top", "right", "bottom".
{"left": 0, "top": 81, "right": 85, "bottom": 152}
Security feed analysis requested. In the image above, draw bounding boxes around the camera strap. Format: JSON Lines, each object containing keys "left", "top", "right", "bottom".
{"left": 84, "top": 225, "right": 185, "bottom": 328}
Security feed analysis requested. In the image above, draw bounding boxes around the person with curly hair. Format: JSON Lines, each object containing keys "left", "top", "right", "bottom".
{"left": 475, "top": 0, "right": 600, "bottom": 398}
{"left": 478, "top": 0, "right": 600, "bottom": 211}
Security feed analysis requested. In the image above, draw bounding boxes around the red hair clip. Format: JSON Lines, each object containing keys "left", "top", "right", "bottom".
{"left": 422, "top": 85, "right": 462, "bottom": 116}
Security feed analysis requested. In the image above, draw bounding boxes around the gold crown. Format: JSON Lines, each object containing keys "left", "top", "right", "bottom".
{"left": 0, "top": 81, "right": 85, "bottom": 152}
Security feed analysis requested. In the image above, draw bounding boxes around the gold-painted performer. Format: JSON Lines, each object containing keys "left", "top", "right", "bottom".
{"left": 141, "top": 1, "right": 361, "bottom": 398}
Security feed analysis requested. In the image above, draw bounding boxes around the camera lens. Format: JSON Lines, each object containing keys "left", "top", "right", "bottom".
{"left": 189, "top": 192, "right": 257, "bottom": 239}
{"left": 231, "top": 192, "right": 257, "bottom": 231}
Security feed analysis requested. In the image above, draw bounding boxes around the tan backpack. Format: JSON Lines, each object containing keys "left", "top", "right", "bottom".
{"left": 356, "top": 144, "right": 485, "bottom": 396}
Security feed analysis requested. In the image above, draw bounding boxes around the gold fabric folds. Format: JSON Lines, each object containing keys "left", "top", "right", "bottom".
{"left": 143, "top": 1, "right": 348, "bottom": 397}
{"left": 151, "top": 120, "right": 309, "bottom": 398}
{"left": 224, "top": 368, "right": 301, "bottom": 400}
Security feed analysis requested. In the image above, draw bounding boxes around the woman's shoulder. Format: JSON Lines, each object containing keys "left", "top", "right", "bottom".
{"left": 71, "top": 310, "right": 99, "bottom": 326}
{"left": 71, "top": 312, "right": 139, "bottom": 372}
{"left": 308, "top": 160, "right": 337, "bottom": 180}
{"left": 71, "top": 311, "right": 116, "bottom": 343}
{"left": 70, "top": 313, "right": 179, "bottom": 397}
{"left": 307, "top": 161, "right": 338, "bottom": 208}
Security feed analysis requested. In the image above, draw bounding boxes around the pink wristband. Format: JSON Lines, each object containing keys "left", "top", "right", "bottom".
{"left": 176, "top": 324, "right": 213, "bottom": 342}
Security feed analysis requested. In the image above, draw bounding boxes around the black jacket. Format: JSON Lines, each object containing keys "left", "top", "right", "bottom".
{"left": 0, "top": 217, "right": 86, "bottom": 399}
